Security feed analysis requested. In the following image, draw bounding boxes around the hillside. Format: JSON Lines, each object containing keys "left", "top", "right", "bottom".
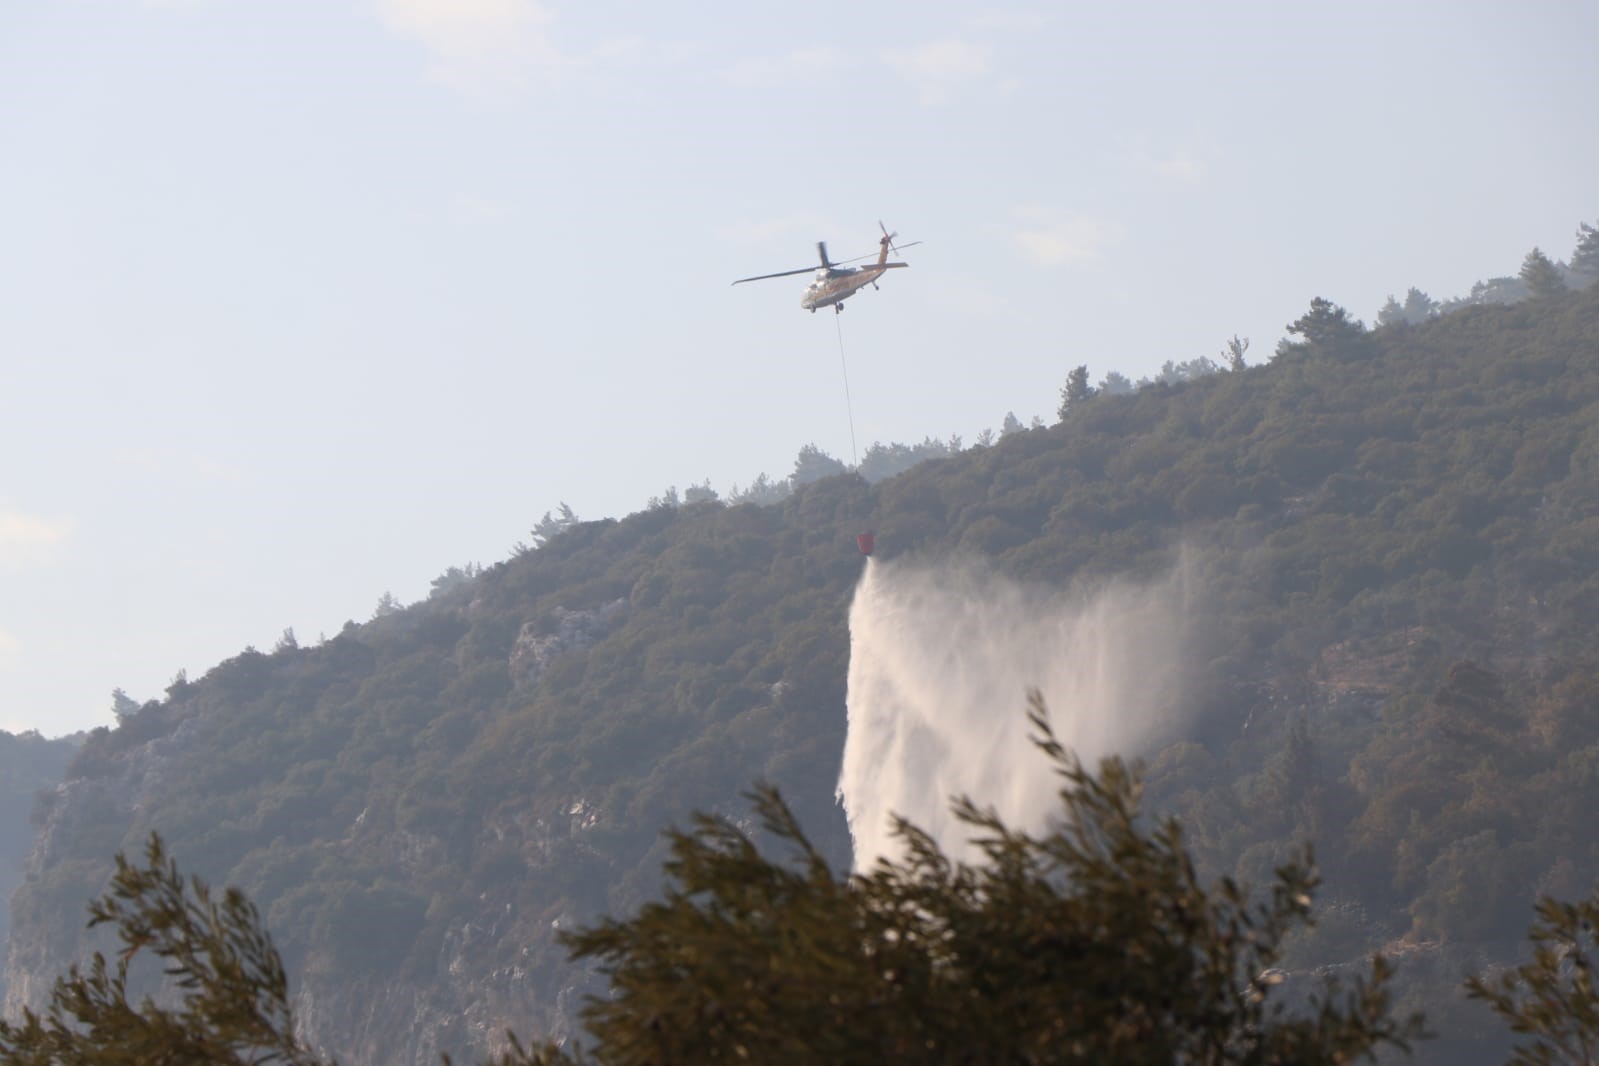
{"left": 8, "top": 284, "right": 1599, "bottom": 1063}
{"left": 0, "top": 730, "right": 78, "bottom": 1005}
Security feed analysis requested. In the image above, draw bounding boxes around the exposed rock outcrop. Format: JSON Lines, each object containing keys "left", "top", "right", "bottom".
{"left": 509, "top": 600, "right": 628, "bottom": 692}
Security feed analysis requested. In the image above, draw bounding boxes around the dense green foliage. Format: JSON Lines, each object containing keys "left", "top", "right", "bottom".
{"left": 24, "top": 706, "right": 1599, "bottom": 1064}
{"left": 12, "top": 284, "right": 1599, "bottom": 1061}
{"left": 1521, "top": 249, "right": 1568, "bottom": 300}
{"left": 1058, "top": 364, "right": 1093, "bottom": 418}
{"left": 564, "top": 696, "right": 1422, "bottom": 1064}
{"left": 1572, "top": 222, "right": 1599, "bottom": 283}
{"left": 0, "top": 834, "right": 329, "bottom": 1065}
{"left": 1467, "top": 892, "right": 1599, "bottom": 1066}
{"left": 6, "top": 709, "right": 1431, "bottom": 1065}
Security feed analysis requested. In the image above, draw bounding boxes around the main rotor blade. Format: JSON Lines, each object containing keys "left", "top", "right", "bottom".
{"left": 833, "top": 241, "right": 923, "bottom": 267}
{"left": 731, "top": 266, "right": 817, "bottom": 285}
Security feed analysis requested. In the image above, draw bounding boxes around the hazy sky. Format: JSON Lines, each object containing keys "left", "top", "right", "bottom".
{"left": 3, "top": 0, "right": 1596, "bottom": 735}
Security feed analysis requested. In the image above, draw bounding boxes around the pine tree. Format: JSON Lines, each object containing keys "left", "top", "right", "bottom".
{"left": 1275, "top": 298, "right": 1370, "bottom": 360}
{"left": 1376, "top": 295, "right": 1405, "bottom": 328}
{"left": 791, "top": 443, "right": 847, "bottom": 485}
{"left": 1057, "top": 365, "right": 1095, "bottom": 420}
{"left": 530, "top": 502, "right": 579, "bottom": 547}
{"left": 1402, "top": 287, "right": 1438, "bottom": 323}
{"left": 1099, "top": 369, "right": 1136, "bottom": 394}
{"left": 1520, "top": 247, "right": 1568, "bottom": 299}
{"left": 1570, "top": 222, "right": 1599, "bottom": 285}
{"left": 110, "top": 687, "right": 140, "bottom": 721}
{"left": 1223, "top": 335, "right": 1250, "bottom": 371}
{"left": 371, "top": 591, "right": 403, "bottom": 619}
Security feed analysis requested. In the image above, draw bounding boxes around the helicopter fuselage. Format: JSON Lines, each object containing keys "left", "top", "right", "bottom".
{"left": 801, "top": 265, "right": 894, "bottom": 311}
{"left": 732, "top": 225, "right": 917, "bottom": 312}
{"left": 805, "top": 266, "right": 895, "bottom": 313}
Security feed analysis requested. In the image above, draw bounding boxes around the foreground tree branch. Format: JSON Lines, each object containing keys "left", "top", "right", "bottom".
{"left": 0, "top": 834, "right": 329, "bottom": 1065}
{"left": 561, "top": 692, "right": 1424, "bottom": 1064}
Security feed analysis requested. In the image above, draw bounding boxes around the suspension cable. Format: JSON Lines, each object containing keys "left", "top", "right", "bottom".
{"left": 835, "top": 313, "right": 859, "bottom": 467}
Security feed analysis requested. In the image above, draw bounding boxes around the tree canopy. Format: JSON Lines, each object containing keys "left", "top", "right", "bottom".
{"left": 563, "top": 694, "right": 1422, "bottom": 1064}
{"left": 1275, "top": 297, "right": 1370, "bottom": 360}
{"left": 1572, "top": 222, "right": 1599, "bottom": 283}
{"left": 2, "top": 699, "right": 1433, "bottom": 1065}
{"left": 1520, "top": 248, "right": 1568, "bottom": 300}
{"left": 0, "top": 835, "right": 330, "bottom": 1066}
{"left": 1466, "top": 891, "right": 1599, "bottom": 1066}
{"left": 1057, "top": 364, "right": 1094, "bottom": 419}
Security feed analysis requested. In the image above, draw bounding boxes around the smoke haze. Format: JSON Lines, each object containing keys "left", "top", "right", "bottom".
{"left": 838, "top": 555, "right": 1192, "bottom": 870}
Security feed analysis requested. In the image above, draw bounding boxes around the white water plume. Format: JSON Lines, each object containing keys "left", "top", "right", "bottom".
{"left": 838, "top": 555, "right": 1192, "bottom": 871}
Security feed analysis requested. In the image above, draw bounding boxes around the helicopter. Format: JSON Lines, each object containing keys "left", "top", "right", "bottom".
{"left": 733, "top": 222, "right": 921, "bottom": 313}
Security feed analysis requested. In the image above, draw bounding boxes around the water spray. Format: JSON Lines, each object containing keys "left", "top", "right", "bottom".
{"left": 837, "top": 556, "right": 1190, "bottom": 870}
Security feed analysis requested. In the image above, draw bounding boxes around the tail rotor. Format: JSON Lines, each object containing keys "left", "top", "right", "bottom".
{"left": 878, "top": 220, "right": 921, "bottom": 260}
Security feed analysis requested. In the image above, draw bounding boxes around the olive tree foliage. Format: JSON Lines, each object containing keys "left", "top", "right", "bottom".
{"left": 1466, "top": 893, "right": 1599, "bottom": 1066}
{"left": 0, "top": 836, "right": 567, "bottom": 1066}
{"left": 0, "top": 834, "right": 333, "bottom": 1066}
{"left": 559, "top": 693, "right": 1424, "bottom": 1065}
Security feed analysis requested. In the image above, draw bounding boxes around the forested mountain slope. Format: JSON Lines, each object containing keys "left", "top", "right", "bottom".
{"left": 0, "top": 731, "right": 78, "bottom": 1004}
{"left": 8, "top": 285, "right": 1599, "bottom": 1063}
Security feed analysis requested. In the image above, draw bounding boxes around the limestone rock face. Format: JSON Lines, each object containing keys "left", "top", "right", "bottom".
{"left": 509, "top": 600, "right": 628, "bottom": 692}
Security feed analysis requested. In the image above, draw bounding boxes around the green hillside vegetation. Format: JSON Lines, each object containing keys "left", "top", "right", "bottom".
{"left": 0, "top": 731, "right": 79, "bottom": 895}
{"left": 3, "top": 711, "right": 1433, "bottom": 1064}
{"left": 0, "top": 730, "right": 80, "bottom": 1000}
{"left": 12, "top": 709, "right": 1599, "bottom": 1064}
{"left": 11, "top": 279, "right": 1599, "bottom": 1062}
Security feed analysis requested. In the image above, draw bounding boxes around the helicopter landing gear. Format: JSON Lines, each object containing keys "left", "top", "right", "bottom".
{"left": 834, "top": 303, "right": 844, "bottom": 315}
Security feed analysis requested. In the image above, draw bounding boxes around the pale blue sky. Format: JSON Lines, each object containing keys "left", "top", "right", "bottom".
{"left": 2, "top": 0, "right": 1596, "bottom": 735}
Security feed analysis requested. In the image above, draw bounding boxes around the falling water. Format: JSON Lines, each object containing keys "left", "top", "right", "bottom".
{"left": 837, "top": 554, "right": 1190, "bottom": 871}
